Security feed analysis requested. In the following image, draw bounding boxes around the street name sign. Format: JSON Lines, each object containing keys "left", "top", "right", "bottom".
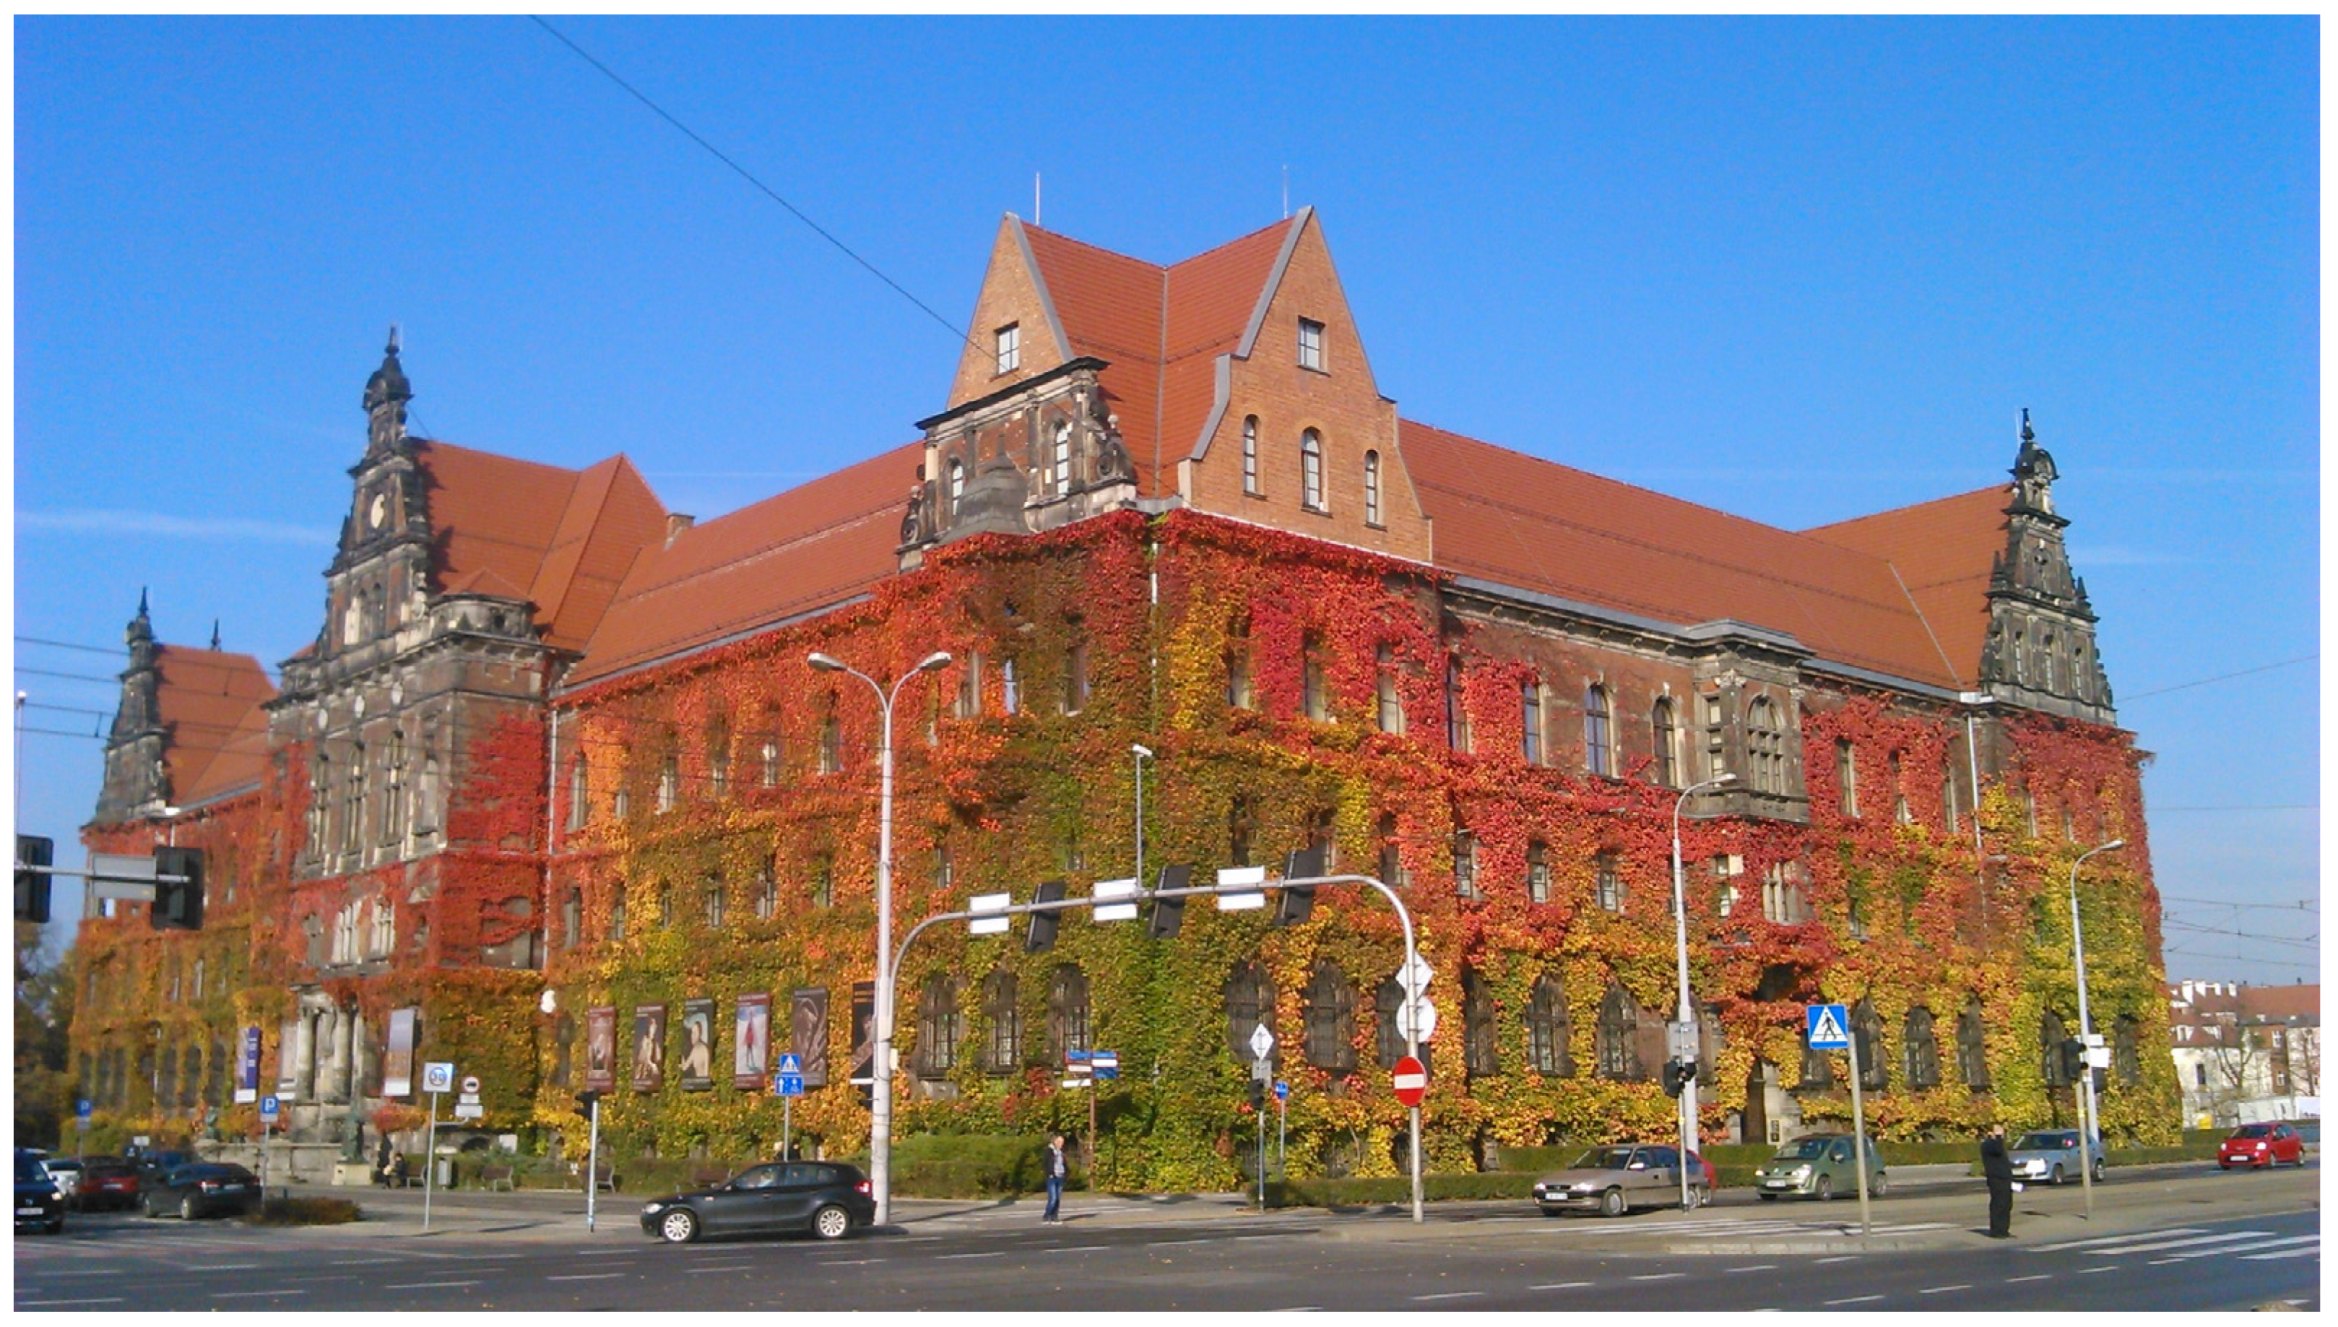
{"left": 968, "top": 894, "right": 1012, "bottom": 935}
{"left": 1091, "top": 878, "right": 1140, "bottom": 923}
{"left": 1217, "top": 866, "right": 1267, "bottom": 911}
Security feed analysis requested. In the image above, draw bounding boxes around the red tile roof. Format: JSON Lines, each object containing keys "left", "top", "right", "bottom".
{"left": 564, "top": 443, "right": 922, "bottom": 688}
{"left": 1802, "top": 486, "right": 2015, "bottom": 690}
{"left": 1021, "top": 218, "right": 1292, "bottom": 495}
{"left": 151, "top": 646, "right": 275, "bottom": 805}
{"left": 1400, "top": 420, "right": 1971, "bottom": 689}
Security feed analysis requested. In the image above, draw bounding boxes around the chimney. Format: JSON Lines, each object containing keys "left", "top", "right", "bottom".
{"left": 665, "top": 513, "right": 695, "bottom": 547}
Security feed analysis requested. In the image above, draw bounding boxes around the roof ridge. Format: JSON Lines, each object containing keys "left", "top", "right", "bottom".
{"left": 1802, "top": 482, "right": 2011, "bottom": 538}
{"left": 412, "top": 436, "right": 584, "bottom": 480}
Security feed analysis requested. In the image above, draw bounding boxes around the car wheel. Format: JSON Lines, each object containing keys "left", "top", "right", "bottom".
{"left": 143, "top": 1198, "right": 161, "bottom": 1219}
{"left": 812, "top": 1204, "right": 852, "bottom": 1241}
{"left": 181, "top": 1196, "right": 197, "bottom": 1221}
{"left": 2050, "top": 1164, "right": 2064, "bottom": 1187}
{"left": 658, "top": 1209, "right": 699, "bottom": 1244}
{"left": 1815, "top": 1175, "right": 1834, "bottom": 1201}
{"left": 1681, "top": 1186, "right": 1703, "bottom": 1211}
{"left": 1598, "top": 1187, "right": 1627, "bottom": 1219}
{"left": 2092, "top": 1159, "right": 2105, "bottom": 1183}
{"left": 1870, "top": 1173, "right": 1888, "bottom": 1197}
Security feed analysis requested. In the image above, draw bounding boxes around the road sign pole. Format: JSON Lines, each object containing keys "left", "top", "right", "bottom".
{"left": 1847, "top": 1036, "right": 1871, "bottom": 1242}
{"left": 1277, "top": 1090, "right": 1286, "bottom": 1176}
{"left": 1256, "top": 1072, "right": 1267, "bottom": 1212}
{"left": 1089, "top": 1070, "right": 1099, "bottom": 1194}
{"left": 782, "top": 1096, "right": 792, "bottom": 1163}
{"left": 422, "top": 1089, "right": 439, "bottom": 1233}
{"left": 586, "top": 1092, "right": 600, "bottom": 1234}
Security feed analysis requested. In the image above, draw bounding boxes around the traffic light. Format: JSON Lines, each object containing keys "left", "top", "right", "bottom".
{"left": 1247, "top": 1077, "right": 1267, "bottom": 1111}
{"left": 1147, "top": 865, "right": 1190, "bottom": 940}
{"left": 1275, "top": 845, "right": 1326, "bottom": 927}
{"left": 1026, "top": 879, "right": 1066, "bottom": 953}
{"left": 150, "top": 846, "right": 205, "bottom": 931}
{"left": 2059, "top": 1037, "right": 2085, "bottom": 1086}
{"left": 14, "top": 835, "right": 52, "bottom": 924}
{"left": 574, "top": 1089, "right": 602, "bottom": 1118}
{"left": 1661, "top": 1059, "right": 1694, "bottom": 1099}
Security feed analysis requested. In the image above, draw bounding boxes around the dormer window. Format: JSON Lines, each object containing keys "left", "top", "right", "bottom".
{"left": 1297, "top": 318, "right": 1325, "bottom": 371}
{"left": 995, "top": 323, "right": 1021, "bottom": 374}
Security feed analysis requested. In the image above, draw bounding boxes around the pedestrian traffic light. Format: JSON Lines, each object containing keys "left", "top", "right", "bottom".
{"left": 1661, "top": 1059, "right": 1694, "bottom": 1099}
{"left": 1026, "top": 879, "right": 1066, "bottom": 953}
{"left": 14, "top": 835, "right": 53, "bottom": 924}
{"left": 2059, "top": 1037, "right": 2085, "bottom": 1086}
{"left": 1275, "top": 845, "right": 1326, "bottom": 927}
{"left": 574, "top": 1089, "right": 602, "bottom": 1118}
{"left": 1147, "top": 864, "right": 1190, "bottom": 940}
{"left": 150, "top": 846, "right": 205, "bottom": 931}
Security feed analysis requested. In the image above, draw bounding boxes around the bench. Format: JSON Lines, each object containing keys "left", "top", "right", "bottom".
{"left": 479, "top": 1163, "right": 516, "bottom": 1193}
{"left": 570, "top": 1159, "right": 620, "bottom": 1192}
{"left": 690, "top": 1166, "right": 733, "bottom": 1190}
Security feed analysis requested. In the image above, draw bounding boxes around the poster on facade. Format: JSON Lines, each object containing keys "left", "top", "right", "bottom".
{"left": 585, "top": 1005, "right": 617, "bottom": 1092}
{"left": 679, "top": 997, "right": 715, "bottom": 1091}
{"left": 733, "top": 993, "right": 770, "bottom": 1090}
{"left": 276, "top": 1019, "right": 300, "bottom": 1097}
{"left": 235, "top": 1025, "right": 261, "bottom": 1104}
{"left": 848, "top": 981, "right": 876, "bottom": 1093}
{"left": 384, "top": 1008, "right": 417, "bottom": 1098}
{"left": 790, "top": 987, "right": 828, "bottom": 1089}
{"left": 632, "top": 1003, "right": 667, "bottom": 1091}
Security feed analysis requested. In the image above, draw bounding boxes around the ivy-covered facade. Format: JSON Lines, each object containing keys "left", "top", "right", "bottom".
{"left": 69, "top": 210, "right": 2179, "bottom": 1181}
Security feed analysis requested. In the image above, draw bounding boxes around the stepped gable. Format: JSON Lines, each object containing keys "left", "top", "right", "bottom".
{"left": 1400, "top": 419, "right": 1966, "bottom": 690}
{"left": 566, "top": 442, "right": 925, "bottom": 688}
{"left": 1021, "top": 217, "right": 1292, "bottom": 496}
{"left": 1801, "top": 485, "right": 2013, "bottom": 693}
{"left": 151, "top": 645, "right": 275, "bottom": 804}
{"left": 409, "top": 441, "right": 667, "bottom": 651}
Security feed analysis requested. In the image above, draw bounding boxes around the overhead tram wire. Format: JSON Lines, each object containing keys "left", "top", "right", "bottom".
{"left": 2120, "top": 653, "right": 2317, "bottom": 701}
{"left": 527, "top": 17, "right": 983, "bottom": 360}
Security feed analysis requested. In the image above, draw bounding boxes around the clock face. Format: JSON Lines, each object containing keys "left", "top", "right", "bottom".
{"left": 369, "top": 492, "right": 388, "bottom": 529}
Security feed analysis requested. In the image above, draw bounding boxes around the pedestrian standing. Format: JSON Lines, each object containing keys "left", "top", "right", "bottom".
{"left": 1981, "top": 1122, "right": 2015, "bottom": 1238}
{"left": 1042, "top": 1133, "right": 1068, "bottom": 1224}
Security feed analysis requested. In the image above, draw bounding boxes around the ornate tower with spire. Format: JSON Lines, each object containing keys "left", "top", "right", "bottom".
{"left": 1977, "top": 410, "right": 2116, "bottom": 723}
{"left": 94, "top": 590, "right": 172, "bottom": 821}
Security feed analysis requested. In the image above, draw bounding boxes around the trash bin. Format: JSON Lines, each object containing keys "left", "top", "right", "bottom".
{"left": 435, "top": 1158, "right": 454, "bottom": 1187}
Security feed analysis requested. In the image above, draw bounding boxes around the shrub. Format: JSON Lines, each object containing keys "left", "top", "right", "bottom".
{"left": 250, "top": 1196, "right": 361, "bottom": 1226}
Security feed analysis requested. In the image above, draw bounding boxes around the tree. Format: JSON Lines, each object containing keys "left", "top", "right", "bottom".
{"left": 15, "top": 923, "right": 76, "bottom": 1149}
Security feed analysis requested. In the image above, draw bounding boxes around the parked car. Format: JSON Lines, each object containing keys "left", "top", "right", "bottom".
{"left": 2287, "top": 1119, "right": 2319, "bottom": 1147}
{"left": 143, "top": 1163, "right": 261, "bottom": 1219}
{"left": 2218, "top": 1122, "right": 2306, "bottom": 1170}
{"left": 75, "top": 1160, "right": 143, "bottom": 1211}
{"left": 42, "top": 1157, "right": 83, "bottom": 1206}
{"left": 15, "top": 1150, "right": 65, "bottom": 1234}
{"left": 129, "top": 1148, "right": 194, "bottom": 1188}
{"left": 1532, "top": 1143, "right": 1711, "bottom": 1217}
{"left": 2008, "top": 1129, "right": 2105, "bottom": 1186}
{"left": 1753, "top": 1133, "right": 1888, "bottom": 1201}
{"left": 639, "top": 1161, "right": 875, "bottom": 1243}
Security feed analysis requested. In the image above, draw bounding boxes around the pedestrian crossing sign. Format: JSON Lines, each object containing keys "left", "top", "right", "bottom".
{"left": 776, "top": 1052, "right": 803, "bottom": 1075}
{"left": 1806, "top": 1003, "right": 1850, "bottom": 1050}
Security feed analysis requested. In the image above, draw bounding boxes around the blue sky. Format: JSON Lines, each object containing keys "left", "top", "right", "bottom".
{"left": 13, "top": 17, "right": 2318, "bottom": 982}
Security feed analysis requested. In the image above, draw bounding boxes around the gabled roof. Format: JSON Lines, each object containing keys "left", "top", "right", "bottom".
{"left": 1020, "top": 217, "right": 1294, "bottom": 496}
{"left": 152, "top": 646, "right": 275, "bottom": 804}
{"left": 1399, "top": 420, "right": 1970, "bottom": 689}
{"left": 564, "top": 443, "right": 922, "bottom": 688}
{"left": 410, "top": 441, "right": 667, "bottom": 650}
{"left": 1802, "top": 485, "right": 2015, "bottom": 691}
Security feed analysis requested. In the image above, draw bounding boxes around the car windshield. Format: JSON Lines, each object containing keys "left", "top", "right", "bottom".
{"left": 1778, "top": 1138, "right": 1832, "bottom": 1160}
{"left": 16, "top": 1156, "right": 50, "bottom": 1183}
{"left": 2235, "top": 1125, "right": 2275, "bottom": 1138}
{"left": 1570, "top": 1147, "right": 1637, "bottom": 1171}
{"left": 2015, "top": 1133, "right": 2074, "bottom": 1150}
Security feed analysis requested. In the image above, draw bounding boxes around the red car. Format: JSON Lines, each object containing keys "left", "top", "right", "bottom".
{"left": 2218, "top": 1122, "right": 2305, "bottom": 1169}
{"left": 74, "top": 1161, "right": 141, "bottom": 1211}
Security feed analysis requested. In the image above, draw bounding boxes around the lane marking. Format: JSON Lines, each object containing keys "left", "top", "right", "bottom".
{"left": 1824, "top": 1294, "right": 1885, "bottom": 1306}
{"left": 685, "top": 1265, "right": 758, "bottom": 1274}
{"left": 817, "top": 1258, "right": 884, "bottom": 1266}
{"left": 2076, "top": 1265, "right": 2120, "bottom": 1275}
{"left": 939, "top": 1251, "right": 1004, "bottom": 1260}
{"left": 2005, "top": 1274, "right": 2053, "bottom": 1284}
{"left": 2029, "top": 1227, "right": 2207, "bottom": 1252}
{"left": 1629, "top": 1272, "right": 1686, "bottom": 1282}
{"left": 1043, "top": 1245, "right": 1108, "bottom": 1254}
{"left": 212, "top": 1289, "right": 306, "bottom": 1299}
{"left": 546, "top": 1272, "right": 629, "bottom": 1282}
{"left": 198, "top": 1263, "right": 261, "bottom": 1271}
{"left": 384, "top": 1280, "right": 480, "bottom": 1290}
{"left": 1411, "top": 1291, "right": 1485, "bottom": 1301}
{"left": 1530, "top": 1282, "right": 1594, "bottom": 1290}
{"left": 2241, "top": 1248, "right": 2322, "bottom": 1261}
{"left": 2087, "top": 1230, "right": 2268, "bottom": 1256}
{"left": 1150, "top": 1238, "right": 1220, "bottom": 1247}
{"left": 1814, "top": 1255, "right": 1859, "bottom": 1264}
{"left": 1919, "top": 1284, "right": 1970, "bottom": 1295}
{"left": 17, "top": 1299, "right": 124, "bottom": 1308}
{"left": 1726, "top": 1264, "right": 1778, "bottom": 1273}
{"left": 331, "top": 1258, "right": 405, "bottom": 1266}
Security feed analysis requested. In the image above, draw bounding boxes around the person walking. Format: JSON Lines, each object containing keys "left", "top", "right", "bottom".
{"left": 1042, "top": 1133, "right": 1068, "bottom": 1225}
{"left": 1981, "top": 1122, "right": 2016, "bottom": 1238}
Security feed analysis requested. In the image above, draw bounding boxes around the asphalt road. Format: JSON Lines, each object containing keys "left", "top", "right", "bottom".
{"left": 15, "top": 1162, "right": 2317, "bottom": 1312}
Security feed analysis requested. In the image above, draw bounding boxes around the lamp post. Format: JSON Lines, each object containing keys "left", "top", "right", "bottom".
{"left": 807, "top": 648, "right": 952, "bottom": 1229}
{"left": 2068, "top": 837, "right": 2124, "bottom": 1218}
{"left": 1130, "top": 745, "right": 1153, "bottom": 887}
{"left": 1670, "top": 771, "right": 1737, "bottom": 1211}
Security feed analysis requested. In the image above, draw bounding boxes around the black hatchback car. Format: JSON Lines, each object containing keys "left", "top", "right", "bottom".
{"left": 639, "top": 1161, "right": 874, "bottom": 1243}
{"left": 143, "top": 1162, "right": 260, "bottom": 1219}
{"left": 15, "top": 1151, "right": 64, "bottom": 1234}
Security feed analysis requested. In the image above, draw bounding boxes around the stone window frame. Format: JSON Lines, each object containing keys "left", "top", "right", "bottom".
{"left": 981, "top": 968, "right": 1021, "bottom": 1073}
{"left": 1527, "top": 972, "right": 1572, "bottom": 1076}
{"left": 1453, "top": 828, "right": 1479, "bottom": 899}
{"left": 1584, "top": 684, "right": 1614, "bottom": 777}
{"left": 1836, "top": 738, "right": 1858, "bottom": 817}
{"left": 1902, "top": 1005, "right": 1941, "bottom": 1089}
{"left": 1745, "top": 695, "right": 1787, "bottom": 795}
{"left": 1651, "top": 697, "right": 1679, "bottom": 787}
{"left": 915, "top": 971, "right": 962, "bottom": 1079}
{"left": 1597, "top": 982, "right": 1643, "bottom": 1081}
{"left": 1521, "top": 681, "right": 1544, "bottom": 766}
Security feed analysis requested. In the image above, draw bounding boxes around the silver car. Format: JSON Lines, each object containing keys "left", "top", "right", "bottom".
{"left": 2009, "top": 1129, "right": 2103, "bottom": 1185}
{"left": 1532, "top": 1143, "right": 1708, "bottom": 1217}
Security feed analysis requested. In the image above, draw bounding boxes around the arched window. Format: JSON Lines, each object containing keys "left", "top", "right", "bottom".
{"left": 384, "top": 730, "right": 406, "bottom": 842}
{"left": 1302, "top": 961, "right": 1356, "bottom": 1071}
{"left": 308, "top": 753, "right": 331, "bottom": 852}
{"left": 1001, "top": 658, "right": 1020, "bottom": 715}
{"left": 180, "top": 1044, "right": 203, "bottom": 1110}
{"left": 1527, "top": 973, "right": 1571, "bottom": 1076}
{"left": 1301, "top": 632, "right": 1328, "bottom": 721}
{"left": 1375, "top": 645, "right": 1403, "bottom": 733}
{"left": 982, "top": 968, "right": 1020, "bottom": 1073}
{"left": 1746, "top": 696, "right": 1786, "bottom": 794}
{"left": 1527, "top": 840, "right": 1550, "bottom": 904}
{"left": 818, "top": 704, "right": 843, "bottom": 774}
{"left": 1902, "top": 1006, "right": 1941, "bottom": 1089}
{"left": 568, "top": 752, "right": 590, "bottom": 830}
{"left": 1597, "top": 983, "right": 1642, "bottom": 1081}
{"left": 1446, "top": 655, "right": 1469, "bottom": 752}
{"left": 657, "top": 754, "right": 679, "bottom": 812}
{"left": 1835, "top": 739, "right": 1858, "bottom": 817}
{"left": 1521, "top": 683, "right": 1543, "bottom": 765}
{"left": 1363, "top": 450, "right": 1383, "bottom": 526}
{"left": 707, "top": 722, "right": 731, "bottom": 800}
{"left": 1584, "top": 685, "right": 1613, "bottom": 776}
{"left": 760, "top": 738, "right": 782, "bottom": 788}
{"left": 369, "top": 898, "right": 395, "bottom": 957}
{"left": 2040, "top": 1008, "right": 2072, "bottom": 1086}
{"left": 1852, "top": 998, "right": 1887, "bottom": 1091}
{"left": 1224, "top": 960, "right": 1273, "bottom": 1062}
{"left": 1462, "top": 970, "right": 1498, "bottom": 1077}
{"left": 1300, "top": 429, "right": 1325, "bottom": 511}
{"left": 1241, "top": 416, "right": 1260, "bottom": 496}
{"left": 1046, "top": 964, "right": 1090, "bottom": 1062}
{"left": 1652, "top": 698, "right": 1678, "bottom": 787}
{"left": 915, "top": 972, "right": 961, "bottom": 1078}
{"left": 343, "top": 743, "right": 366, "bottom": 852}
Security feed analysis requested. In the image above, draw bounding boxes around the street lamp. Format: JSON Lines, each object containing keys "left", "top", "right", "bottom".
{"left": 2069, "top": 836, "right": 2124, "bottom": 1218}
{"left": 1130, "top": 745, "right": 1153, "bottom": 888}
{"left": 806, "top": 648, "right": 951, "bottom": 1228}
{"left": 1670, "top": 771, "right": 1737, "bottom": 1210}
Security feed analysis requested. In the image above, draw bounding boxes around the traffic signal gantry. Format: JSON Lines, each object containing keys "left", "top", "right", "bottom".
{"left": 15, "top": 837, "right": 205, "bottom": 929}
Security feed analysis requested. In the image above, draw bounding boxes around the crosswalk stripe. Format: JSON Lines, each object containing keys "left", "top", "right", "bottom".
{"left": 2028, "top": 1227, "right": 2207, "bottom": 1252}
{"left": 2152, "top": 1233, "right": 2318, "bottom": 1262}
{"left": 2086, "top": 1230, "right": 2269, "bottom": 1257}
{"left": 2241, "top": 1248, "right": 2320, "bottom": 1262}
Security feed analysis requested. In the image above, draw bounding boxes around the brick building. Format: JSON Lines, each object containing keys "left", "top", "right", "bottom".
{"left": 72, "top": 210, "right": 2179, "bottom": 1181}
{"left": 2168, "top": 980, "right": 2320, "bottom": 1128}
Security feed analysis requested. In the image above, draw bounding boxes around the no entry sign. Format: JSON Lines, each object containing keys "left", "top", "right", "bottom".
{"left": 1391, "top": 1054, "right": 1428, "bottom": 1108}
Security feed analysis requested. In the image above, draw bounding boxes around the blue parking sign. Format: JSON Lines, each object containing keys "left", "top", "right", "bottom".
{"left": 260, "top": 1095, "right": 281, "bottom": 1122}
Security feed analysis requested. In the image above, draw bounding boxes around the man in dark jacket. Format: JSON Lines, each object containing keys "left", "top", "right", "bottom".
{"left": 1981, "top": 1122, "right": 2015, "bottom": 1237}
{"left": 1042, "top": 1134, "right": 1068, "bottom": 1225}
